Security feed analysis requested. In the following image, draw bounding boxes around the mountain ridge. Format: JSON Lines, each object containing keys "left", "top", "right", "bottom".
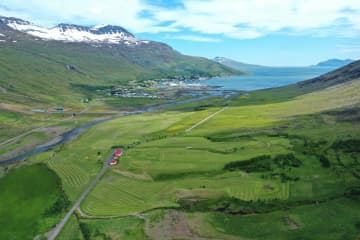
{"left": 0, "top": 16, "right": 145, "bottom": 45}
{"left": 314, "top": 58, "right": 354, "bottom": 68}
{"left": 214, "top": 56, "right": 357, "bottom": 70}
{"left": 213, "top": 57, "right": 267, "bottom": 71}
{"left": 299, "top": 59, "right": 360, "bottom": 91}
{"left": 0, "top": 15, "right": 242, "bottom": 107}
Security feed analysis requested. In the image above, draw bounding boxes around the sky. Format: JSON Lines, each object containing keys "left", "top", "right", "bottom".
{"left": 1, "top": 0, "right": 360, "bottom": 66}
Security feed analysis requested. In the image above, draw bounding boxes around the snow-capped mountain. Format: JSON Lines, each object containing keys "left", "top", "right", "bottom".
{"left": 0, "top": 16, "right": 149, "bottom": 45}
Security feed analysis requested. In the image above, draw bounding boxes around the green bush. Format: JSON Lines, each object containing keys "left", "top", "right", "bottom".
{"left": 224, "top": 154, "right": 302, "bottom": 173}
{"left": 332, "top": 139, "right": 360, "bottom": 153}
{"left": 273, "top": 153, "right": 302, "bottom": 168}
{"left": 224, "top": 155, "right": 272, "bottom": 172}
{"left": 319, "top": 155, "right": 331, "bottom": 168}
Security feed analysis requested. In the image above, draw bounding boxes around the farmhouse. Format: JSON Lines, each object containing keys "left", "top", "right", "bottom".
{"left": 113, "top": 149, "right": 123, "bottom": 159}
{"left": 109, "top": 159, "right": 117, "bottom": 166}
{"left": 109, "top": 149, "right": 123, "bottom": 166}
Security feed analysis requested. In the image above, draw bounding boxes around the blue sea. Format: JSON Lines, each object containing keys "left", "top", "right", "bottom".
{"left": 194, "top": 66, "right": 336, "bottom": 91}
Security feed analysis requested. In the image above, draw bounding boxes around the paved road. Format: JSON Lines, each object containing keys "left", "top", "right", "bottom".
{"left": 46, "top": 151, "right": 116, "bottom": 240}
{"left": 185, "top": 106, "right": 228, "bottom": 132}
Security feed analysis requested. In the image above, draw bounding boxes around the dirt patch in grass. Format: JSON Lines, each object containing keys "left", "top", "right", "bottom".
{"left": 113, "top": 169, "right": 153, "bottom": 180}
{"left": 264, "top": 184, "right": 275, "bottom": 191}
{"left": 283, "top": 216, "right": 300, "bottom": 230}
{"left": 0, "top": 103, "right": 30, "bottom": 113}
{"left": 146, "top": 210, "right": 218, "bottom": 240}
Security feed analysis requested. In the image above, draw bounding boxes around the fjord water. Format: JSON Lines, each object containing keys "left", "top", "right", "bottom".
{"left": 198, "top": 66, "right": 335, "bottom": 90}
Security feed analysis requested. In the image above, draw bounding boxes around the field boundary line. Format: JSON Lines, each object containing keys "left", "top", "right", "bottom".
{"left": 46, "top": 151, "right": 116, "bottom": 240}
{"left": 185, "top": 106, "right": 228, "bottom": 132}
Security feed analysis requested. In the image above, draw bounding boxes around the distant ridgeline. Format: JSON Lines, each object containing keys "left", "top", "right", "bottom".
{"left": 0, "top": 16, "right": 241, "bottom": 106}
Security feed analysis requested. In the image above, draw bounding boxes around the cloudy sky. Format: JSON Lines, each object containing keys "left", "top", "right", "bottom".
{"left": 1, "top": 0, "right": 360, "bottom": 66}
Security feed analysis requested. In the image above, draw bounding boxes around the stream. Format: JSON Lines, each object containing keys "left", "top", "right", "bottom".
{"left": 0, "top": 90, "right": 236, "bottom": 166}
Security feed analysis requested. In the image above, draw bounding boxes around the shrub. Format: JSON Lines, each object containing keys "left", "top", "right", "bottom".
{"left": 273, "top": 153, "right": 302, "bottom": 168}
{"left": 43, "top": 190, "right": 70, "bottom": 217}
{"left": 319, "top": 155, "right": 331, "bottom": 168}
{"left": 332, "top": 139, "right": 360, "bottom": 153}
{"left": 79, "top": 222, "right": 91, "bottom": 240}
{"left": 224, "top": 154, "right": 302, "bottom": 173}
{"left": 224, "top": 155, "right": 272, "bottom": 172}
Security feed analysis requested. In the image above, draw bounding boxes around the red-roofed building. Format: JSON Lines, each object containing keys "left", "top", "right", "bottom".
{"left": 109, "top": 149, "right": 123, "bottom": 166}
{"left": 113, "top": 149, "right": 123, "bottom": 159}
{"left": 110, "top": 159, "right": 117, "bottom": 166}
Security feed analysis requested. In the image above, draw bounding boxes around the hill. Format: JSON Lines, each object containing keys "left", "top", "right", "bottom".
{"left": 213, "top": 56, "right": 267, "bottom": 71}
{"left": 299, "top": 60, "right": 360, "bottom": 91}
{"left": 0, "top": 16, "right": 240, "bottom": 107}
{"left": 315, "top": 58, "right": 354, "bottom": 68}
{"left": 231, "top": 60, "right": 360, "bottom": 106}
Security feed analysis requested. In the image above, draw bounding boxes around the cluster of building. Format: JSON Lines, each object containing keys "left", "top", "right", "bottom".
{"left": 103, "top": 78, "right": 209, "bottom": 99}
{"left": 109, "top": 149, "right": 123, "bottom": 166}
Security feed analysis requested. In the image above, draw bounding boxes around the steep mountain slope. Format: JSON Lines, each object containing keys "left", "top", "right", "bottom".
{"left": 298, "top": 60, "right": 360, "bottom": 91}
{"left": 0, "top": 16, "right": 146, "bottom": 45}
{"left": 0, "top": 16, "right": 240, "bottom": 106}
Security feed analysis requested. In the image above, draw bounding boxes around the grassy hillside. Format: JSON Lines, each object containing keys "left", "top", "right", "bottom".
{"left": 0, "top": 24, "right": 240, "bottom": 107}
{"left": 230, "top": 60, "right": 360, "bottom": 106}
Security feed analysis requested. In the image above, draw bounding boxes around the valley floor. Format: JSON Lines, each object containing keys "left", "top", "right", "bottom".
{"left": 0, "top": 79, "right": 359, "bottom": 240}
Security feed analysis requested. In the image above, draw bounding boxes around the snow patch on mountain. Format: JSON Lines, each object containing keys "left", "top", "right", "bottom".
{"left": 0, "top": 16, "right": 149, "bottom": 46}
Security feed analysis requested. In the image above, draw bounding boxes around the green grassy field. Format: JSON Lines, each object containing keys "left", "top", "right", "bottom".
{"left": 1, "top": 75, "right": 359, "bottom": 239}
{"left": 195, "top": 197, "right": 360, "bottom": 240}
{"left": 56, "top": 215, "right": 84, "bottom": 240}
{"left": 0, "top": 164, "right": 67, "bottom": 240}
{"left": 80, "top": 217, "right": 147, "bottom": 240}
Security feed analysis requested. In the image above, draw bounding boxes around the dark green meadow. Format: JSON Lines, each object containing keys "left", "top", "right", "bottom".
{"left": 0, "top": 164, "right": 68, "bottom": 240}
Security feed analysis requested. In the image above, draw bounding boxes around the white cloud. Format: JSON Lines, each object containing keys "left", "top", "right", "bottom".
{"left": 1, "top": 0, "right": 360, "bottom": 39}
{"left": 337, "top": 44, "right": 360, "bottom": 53}
{"left": 167, "top": 34, "right": 221, "bottom": 42}
{"left": 151, "top": 0, "right": 360, "bottom": 39}
{"left": 0, "top": 0, "right": 175, "bottom": 33}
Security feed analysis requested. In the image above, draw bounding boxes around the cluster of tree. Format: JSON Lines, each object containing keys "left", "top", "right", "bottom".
{"left": 193, "top": 104, "right": 214, "bottom": 111}
{"left": 79, "top": 223, "right": 91, "bottom": 240}
{"left": 224, "top": 153, "right": 302, "bottom": 173}
{"left": 43, "top": 190, "right": 70, "bottom": 217}
{"left": 332, "top": 139, "right": 360, "bottom": 153}
{"left": 224, "top": 155, "right": 273, "bottom": 172}
{"left": 79, "top": 222, "right": 111, "bottom": 240}
{"left": 318, "top": 155, "right": 331, "bottom": 168}
{"left": 273, "top": 153, "right": 302, "bottom": 168}
{"left": 179, "top": 183, "right": 360, "bottom": 215}
{"left": 178, "top": 196, "right": 325, "bottom": 215}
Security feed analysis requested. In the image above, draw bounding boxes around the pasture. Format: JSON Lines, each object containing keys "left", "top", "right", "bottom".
{"left": 8, "top": 78, "right": 358, "bottom": 239}
{"left": 0, "top": 164, "right": 65, "bottom": 240}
